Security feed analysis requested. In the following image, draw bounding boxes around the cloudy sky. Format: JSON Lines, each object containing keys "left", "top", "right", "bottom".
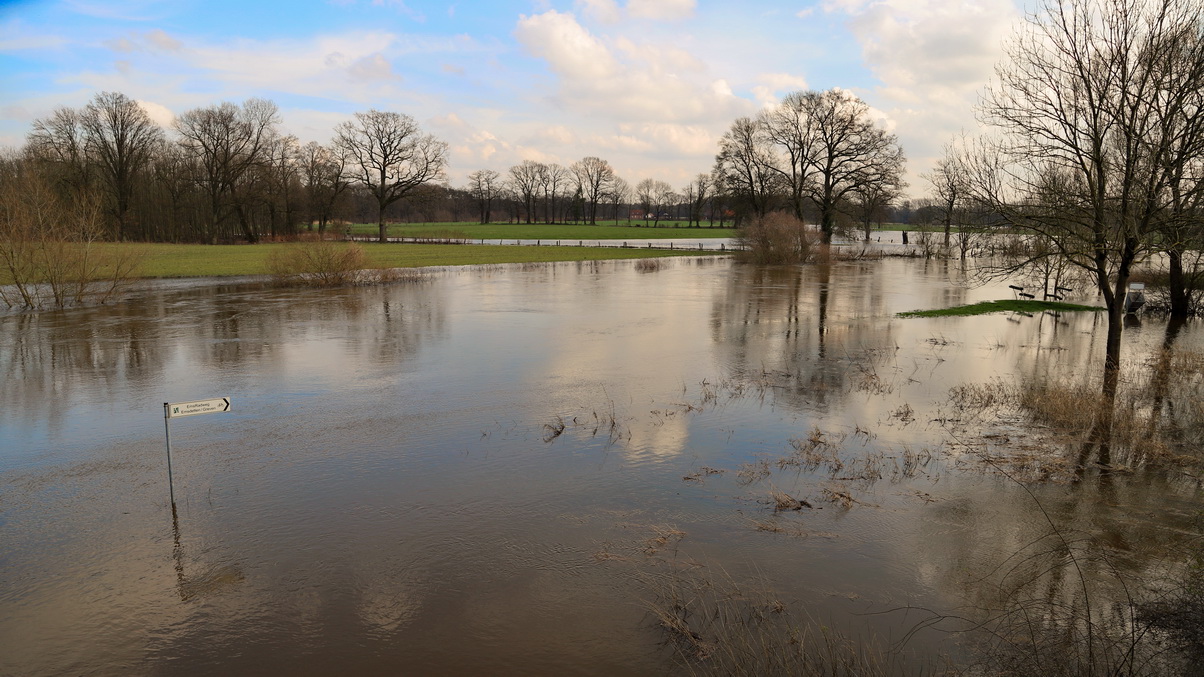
{"left": 0, "top": 0, "right": 1024, "bottom": 196}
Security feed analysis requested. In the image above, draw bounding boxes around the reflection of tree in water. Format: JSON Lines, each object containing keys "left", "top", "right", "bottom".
{"left": 0, "top": 303, "right": 168, "bottom": 432}
{"left": 710, "top": 262, "right": 897, "bottom": 413}
{"left": 0, "top": 280, "right": 448, "bottom": 432}
{"left": 183, "top": 284, "right": 446, "bottom": 369}
{"left": 913, "top": 471, "right": 1202, "bottom": 675}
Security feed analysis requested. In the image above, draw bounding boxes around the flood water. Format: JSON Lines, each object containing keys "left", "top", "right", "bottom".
{"left": 2, "top": 256, "right": 1201, "bottom": 675}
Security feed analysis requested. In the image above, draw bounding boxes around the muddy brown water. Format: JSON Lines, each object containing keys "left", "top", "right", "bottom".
{"left": 1, "top": 257, "right": 1200, "bottom": 675}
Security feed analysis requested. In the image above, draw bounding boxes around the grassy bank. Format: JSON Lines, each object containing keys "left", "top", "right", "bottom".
{"left": 344, "top": 221, "right": 738, "bottom": 240}
{"left": 98, "top": 241, "right": 717, "bottom": 280}
{"left": 898, "top": 299, "right": 1103, "bottom": 317}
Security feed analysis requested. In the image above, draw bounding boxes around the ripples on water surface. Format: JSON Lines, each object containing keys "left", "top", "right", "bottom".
{"left": 1, "top": 257, "right": 1201, "bottom": 675}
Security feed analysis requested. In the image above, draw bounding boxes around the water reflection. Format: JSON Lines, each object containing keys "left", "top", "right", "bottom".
{"left": 0, "top": 258, "right": 1200, "bottom": 675}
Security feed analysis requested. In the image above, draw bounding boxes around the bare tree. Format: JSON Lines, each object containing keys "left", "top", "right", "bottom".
{"left": 335, "top": 109, "right": 448, "bottom": 243}
{"left": 299, "top": 141, "right": 351, "bottom": 236}
{"left": 922, "top": 140, "right": 970, "bottom": 248}
{"left": 635, "top": 178, "right": 658, "bottom": 225}
{"left": 571, "top": 156, "right": 614, "bottom": 225}
{"left": 608, "top": 176, "right": 630, "bottom": 223}
{"left": 971, "top": 0, "right": 1204, "bottom": 408}
{"left": 1145, "top": 15, "right": 1204, "bottom": 317}
{"left": 175, "top": 98, "right": 280, "bottom": 243}
{"left": 648, "top": 180, "right": 676, "bottom": 226}
{"left": 466, "top": 169, "right": 502, "bottom": 224}
{"left": 761, "top": 91, "right": 816, "bottom": 221}
{"left": 79, "top": 91, "right": 164, "bottom": 240}
{"left": 508, "top": 160, "right": 543, "bottom": 224}
{"left": 538, "top": 163, "right": 569, "bottom": 224}
{"left": 797, "top": 89, "right": 905, "bottom": 245}
{"left": 682, "top": 173, "right": 712, "bottom": 227}
{"left": 714, "top": 117, "right": 780, "bottom": 223}
{"left": 26, "top": 107, "right": 92, "bottom": 202}
{"left": 261, "top": 133, "right": 303, "bottom": 238}
{"left": 853, "top": 177, "right": 904, "bottom": 243}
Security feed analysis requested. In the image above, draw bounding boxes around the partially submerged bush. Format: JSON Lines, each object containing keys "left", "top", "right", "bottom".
{"left": 736, "top": 212, "right": 814, "bottom": 265}
{"left": 267, "top": 240, "right": 371, "bottom": 286}
{"left": 0, "top": 162, "right": 143, "bottom": 309}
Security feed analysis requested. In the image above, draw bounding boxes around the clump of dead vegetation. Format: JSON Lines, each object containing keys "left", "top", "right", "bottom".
{"left": 944, "top": 354, "right": 1204, "bottom": 479}
{"left": 634, "top": 257, "right": 664, "bottom": 272}
{"left": 735, "top": 212, "right": 815, "bottom": 265}
{"left": 267, "top": 239, "right": 420, "bottom": 286}
{"left": 642, "top": 568, "right": 904, "bottom": 676}
{"left": 0, "top": 169, "right": 144, "bottom": 309}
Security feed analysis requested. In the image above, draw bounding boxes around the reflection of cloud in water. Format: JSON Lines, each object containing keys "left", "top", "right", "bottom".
{"left": 518, "top": 261, "right": 722, "bottom": 457}
{"left": 624, "top": 408, "right": 691, "bottom": 457}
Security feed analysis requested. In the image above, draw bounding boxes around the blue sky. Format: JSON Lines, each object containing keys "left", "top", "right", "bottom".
{"left": 0, "top": 0, "right": 1024, "bottom": 195}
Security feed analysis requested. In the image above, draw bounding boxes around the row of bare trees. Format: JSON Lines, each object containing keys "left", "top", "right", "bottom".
{"left": 14, "top": 95, "right": 450, "bottom": 244}
{"left": 465, "top": 159, "right": 726, "bottom": 228}
{"left": 11, "top": 91, "right": 739, "bottom": 244}
{"left": 714, "top": 88, "right": 907, "bottom": 243}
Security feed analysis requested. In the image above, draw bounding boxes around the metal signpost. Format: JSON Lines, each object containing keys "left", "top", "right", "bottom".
{"left": 163, "top": 397, "right": 231, "bottom": 509}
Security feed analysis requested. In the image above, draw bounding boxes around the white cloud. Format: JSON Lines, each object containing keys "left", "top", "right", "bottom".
{"left": 515, "top": 10, "right": 618, "bottom": 82}
{"left": 514, "top": 10, "right": 749, "bottom": 126}
{"left": 346, "top": 53, "right": 400, "bottom": 81}
{"left": 0, "top": 20, "right": 69, "bottom": 51}
{"left": 752, "top": 72, "right": 810, "bottom": 107}
{"left": 145, "top": 29, "right": 180, "bottom": 51}
{"left": 626, "top": 0, "right": 696, "bottom": 21}
{"left": 576, "top": 0, "right": 622, "bottom": 24}
{"left": 823, "top": 0, "right": 1021, "bottom": 192}
{"left": 526, "top": 124, "right": 577, "bottom": 146}
{"left": 135, "top": 99, "right": 175, "bottom": 127}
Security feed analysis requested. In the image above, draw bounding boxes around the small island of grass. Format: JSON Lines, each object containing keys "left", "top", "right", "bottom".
{"left": 897, "top": 299, "right": 1103, "bottom": 318}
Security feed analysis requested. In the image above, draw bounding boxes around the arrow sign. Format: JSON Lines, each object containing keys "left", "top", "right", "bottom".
{"left": 167, "top": 397, "right": 231, "bottom": 419}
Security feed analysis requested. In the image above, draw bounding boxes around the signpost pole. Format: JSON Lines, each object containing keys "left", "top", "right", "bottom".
{"left": 161, "top": 396, "right": 229, "bottom": 511}
{"left": 163, "top": 402, "right": 176, "bottom": 508}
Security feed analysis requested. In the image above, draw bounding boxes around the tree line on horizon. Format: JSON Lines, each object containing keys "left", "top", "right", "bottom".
{"left": 0, "top": 82, "right": 923, "bottom": 248}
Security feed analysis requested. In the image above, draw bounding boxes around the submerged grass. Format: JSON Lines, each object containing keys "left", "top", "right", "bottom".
{"left": 348, "top": 221, "right": 739, "bottom": 240}
{"left": 898, "top": 299, "right": 1102, "bottom": 318}
{"left": 642, "top": 567, "right": 904, "bottom": 676}
{"left": 40, "top": 241, "right": 716, "bottom": 282}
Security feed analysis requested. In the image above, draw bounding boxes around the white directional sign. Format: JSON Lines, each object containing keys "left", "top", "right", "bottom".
{"left": 167, "top": 397, "right": 231, "bottom": 419}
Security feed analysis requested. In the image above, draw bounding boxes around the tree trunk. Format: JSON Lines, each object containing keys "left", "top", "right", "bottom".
{"left": 820, "top": 210, "right": 835, "bottom": 245}
{"left": 1168, "top": 248, "right": 1189, "bottom": 318}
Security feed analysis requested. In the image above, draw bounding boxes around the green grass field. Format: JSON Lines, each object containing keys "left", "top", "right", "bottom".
{"left": 344, "top": 221, "right": 738, "bottom": 240}
{"left": 93, "top": 241, "right": 720, "bottom": 280}
{"left": 897, "top": 299, "right": 1102, "bottom": 317}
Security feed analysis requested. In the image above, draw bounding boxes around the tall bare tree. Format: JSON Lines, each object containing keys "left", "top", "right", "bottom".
{"left": 608, "top": 176, "right": 630, "bottom": 223}
{"left": 299, "top": 141, "right": 351, "bottom": 236}
{"left": 334, "top": 109, "right": 448, "bottom": 243}
{"left": 1144, "top": 14, "right": 1204, "bottom": 317}
{"left": 79, "top": 91, "right": 164, "bottom": 240}
{"left": 682, "top": 173, "right": 712, "bottom": 227}
{"left": 508, "top": 160, "right": 543, "bottom": 224}
{"left": 571, "top": 156, "right": 614, "bottom": 225}
{"left": 26, "top": 107, "right": 92, "bottom": 202}
{"left": 466, "top": 169, "right": 502, "bottom": 224}
{"left": 798, "top": 89, "right": 905, "bottom": 245}
{"left": 539, "top": 163, "right": 570, "bottom": 224}
{"left": 761, "top": 91, "right": 816, "bottom": 222}
{"left": 970, "top": 0, "right": 1204, "bottom": 408}
{"left": 922, "top": 140, "right": 970, "bottom": 248}
{"left": 175, "top": 98, "right": 280, "bottom": 243}
{"left": 714, "top": 117, "right": 780, "bottom": 223}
